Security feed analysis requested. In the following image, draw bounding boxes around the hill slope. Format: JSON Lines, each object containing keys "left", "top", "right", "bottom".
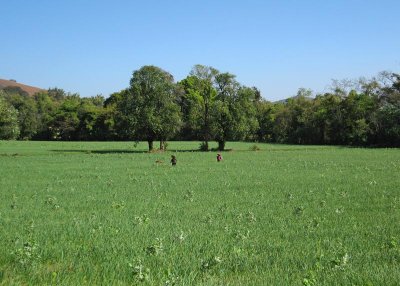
{"left": 0, "top": 78, "right": 45, "bottom": 96}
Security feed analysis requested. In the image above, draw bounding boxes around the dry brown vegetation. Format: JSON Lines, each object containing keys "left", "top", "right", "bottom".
{"left": 0, "top": 79, "right": 44, "bottom": 96}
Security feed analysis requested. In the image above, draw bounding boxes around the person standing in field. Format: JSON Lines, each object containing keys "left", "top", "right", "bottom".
{"left": 217, "top": 153, "right": 223, "bottom": 162}
{"left": 171, "top": 155, "right": 177, "bottom": 166}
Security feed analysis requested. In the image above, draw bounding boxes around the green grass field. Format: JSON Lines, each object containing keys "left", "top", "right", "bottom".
{"left": 0, "top": 141, "right": 399, "bottom": 285}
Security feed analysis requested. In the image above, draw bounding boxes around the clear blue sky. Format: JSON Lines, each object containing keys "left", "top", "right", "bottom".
{"left": 1, "top": 0, "right": 399, "bottom": 101}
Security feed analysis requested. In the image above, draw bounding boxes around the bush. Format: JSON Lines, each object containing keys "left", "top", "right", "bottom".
{"left": 199, "top": 142, "right": 209, "bottom": 151}
{"left": 249, "top": 144, "right": 260, "bottom": 151}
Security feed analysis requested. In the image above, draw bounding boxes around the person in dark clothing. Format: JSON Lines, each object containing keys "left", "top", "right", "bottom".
{"left": 171, "top": 155, "right": 177, "bottom": 166}
{"left": 217, "top": 153, "right": 223, "bottom": 162}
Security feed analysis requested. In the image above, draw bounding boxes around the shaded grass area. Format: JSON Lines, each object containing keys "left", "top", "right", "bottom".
{"left": 0, "top": 141, "right": 399, "bottom": 285}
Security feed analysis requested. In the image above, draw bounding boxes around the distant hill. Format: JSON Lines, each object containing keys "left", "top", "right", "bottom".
{"left": 274, "top": 95, "right": 314, "bottom": 104}
{"left": 0, "top": 78, "right": 45, "bottom": 96}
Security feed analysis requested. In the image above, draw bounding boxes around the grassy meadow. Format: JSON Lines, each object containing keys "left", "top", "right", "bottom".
{"left": 0, "top": 141, "right": 399, "bottom": 285}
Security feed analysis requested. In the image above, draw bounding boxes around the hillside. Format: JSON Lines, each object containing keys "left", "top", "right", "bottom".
{"left": 0, "top": 78, "right": 45, "bottom": 96}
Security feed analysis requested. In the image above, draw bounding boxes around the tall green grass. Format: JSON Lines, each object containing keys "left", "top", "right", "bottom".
{"left": 0, "top": 141, "right": 399, "bottom": 285}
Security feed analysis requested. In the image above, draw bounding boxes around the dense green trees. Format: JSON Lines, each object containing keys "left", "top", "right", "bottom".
{"left": 0, "top": 92, "right": 20, "bottom": 139}
{"left": 34, "top": 91, "right": 58, "bottom": 139}
{"left": 1, "top": 67, "right": 399, "bottom": 147}
{"left": 212, "top": 79, "right": 258, "bottom": 151}
{"left": 1, "top": 88, "right": 38, "bottom": 139}
{"left": 178, "top": 65, "right": 258, "bottom": 150}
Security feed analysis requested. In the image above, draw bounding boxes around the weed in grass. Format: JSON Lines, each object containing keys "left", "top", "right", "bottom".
{"left": 12, "top": 221, "right": 40, "bottom": 269}
{"left": 294, "top": 206, "right": 305, "bottom": 216}
{"left": 134, "top": 214, "right": 150, "bottom": 226}
{"left": 12, "top": 240, "right": 40, "bottom": 268}
{"left": 234, "top": 229, "right": 250, "bottom": 241}
{"left": 386, "top": 237, "right": 398, "bottom": 249}
{"left": 174, "top": 230, "right": 186, "bottom": 243}
{"left": 111, "top": 200, "right": 125, "bottom": 209}
{"left": 109, "top": 225, "right": 120, "bottom": 235}
{"left": 10, "top": 194, "right": 17, "bottom": 209}
{"left": 236, "top": 212, "right": 243, "bottom": 223}
{"left": 145, "top": 238, "right": 163, "bottom": 256}
{"left": 204, "top": 213, "right": 213, "bottom": 225}
{"left": 246, "top": 211, "right": 257, "bottom": 223}
{"left": 231, "top": 246, "right": 248, "bottom": 272}
{"left": 201, "top": 256, "right": 222, "bottom": 272}
{"left": 45, "top": 196, "right": 60, "bottom": 210}
{"left": 286, "top": 193, "right": 294, "bottom": 201}
{"left": 164, "top": 270, "right": 180, "bottom": 286}
{"left": 129, "top": 259, "right": 150, "bottom": 282}
{"left": 302, "top": 270, "right": 317, "bottom": 286}
{"left": 90, "top": 223, "right": 103, "bottom": 235}
{"left": 184, "top": 190, "right": 194, "bottom": 202}
{"left": 335, "top": 207, "right": 344, "bottom": 214}
{"left": 305, "top": 218, "right": 320, "bottom": 232}
{"left": 331, "top": 252, "right": 350, "bottom": 270}
{"left": 382, "top": 237, "right": 400, "bottom": 263}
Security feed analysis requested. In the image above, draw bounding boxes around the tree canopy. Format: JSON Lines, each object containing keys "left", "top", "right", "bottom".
{"left": 1, "top": 66, "right": 399, "bottom": 148}
{"left": 117, "top": 66, "right": 182, "bottom": 151}
{"left": 0, "top": 92, "right": 20, "bottom": 140}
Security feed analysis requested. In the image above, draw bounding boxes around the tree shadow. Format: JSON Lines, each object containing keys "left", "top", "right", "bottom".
{"left": 50, "top": 149, "right": 232, "bottom": 154}
{"left": 50, "top": 149, "right": 147, "bottom": 154}
{"left": 49, "top": 148, "right": 222, "bottom": 154}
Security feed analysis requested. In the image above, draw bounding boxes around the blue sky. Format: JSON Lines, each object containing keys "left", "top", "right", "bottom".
{"left": 1, "top": 0, "right": 399, "bottom": 101}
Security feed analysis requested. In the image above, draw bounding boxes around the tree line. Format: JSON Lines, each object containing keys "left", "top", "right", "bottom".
{"left": 1, "top": 65, "right": 399, "bottom": 150}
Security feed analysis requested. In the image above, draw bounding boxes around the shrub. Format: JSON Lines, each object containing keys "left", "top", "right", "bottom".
{"left": 249, "top": 144, "right": 260, "bottom": 151}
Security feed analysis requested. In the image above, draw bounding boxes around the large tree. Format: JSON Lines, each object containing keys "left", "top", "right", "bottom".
{"left": 185, "top": 65, "right": 219, "bottom": 151}
{"left": 118, "top": 66, "right": 181, "bottom": 151}
{"left": 178, "top": 72, "right": 217, "bottom": 150}
{"left": 212, "top": 73, "right": 258, "bottom": 150}
{"left": 180, "top": 66, "right": 259, "bottom": 151}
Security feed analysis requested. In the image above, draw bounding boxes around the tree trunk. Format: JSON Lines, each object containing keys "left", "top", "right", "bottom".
{"left": 218, "top": 140, "right": 225, "bottom": 151}
{"left": 148, "top": 140, "right": 154, "bottom": 152}
{"left": 203, "top": 141, "right": 209, "bottom": 151}
{"left": 203, "top": 102, "right": 210, "bottom": 151}
{"left": 159, "top": 140, "right": 166, "bottom": 151}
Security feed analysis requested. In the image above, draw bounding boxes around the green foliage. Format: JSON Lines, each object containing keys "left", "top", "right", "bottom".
{"left": 33, "top": 92, "right": 58, "bottom": 139}
{"left": 180, "top": 66, "right": 259, "bottom": 151}
{"left": 255, "top": 100, "right": 275, "bottom": 142}
{"left": 0, "top": 94, "right": 20, "bottom": 139}
{"left": 179, "top": 65, "right": 219, "bottom": 150}
{"left": 1, "top": 68, "right": 400, "bottom": 146}
{"left": 47, "top": 88, "right": 67, "bottom": 101}
{"left": 1, "top": 89, "right": 38, "bottom": 139}
{"left": 76, "top": 97, "right": 105, "bottom": 140}
{"left": 48, "top": 95, "right": 81, "bottom": 140}
{"left": 118, "top": 66, "right": 182, "bottom": 150}
{"left": 249, "top": 144, "right": 260, "bottom": 151}
{"left": 375, "top": 103, "right": 400, "bottom": 145}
